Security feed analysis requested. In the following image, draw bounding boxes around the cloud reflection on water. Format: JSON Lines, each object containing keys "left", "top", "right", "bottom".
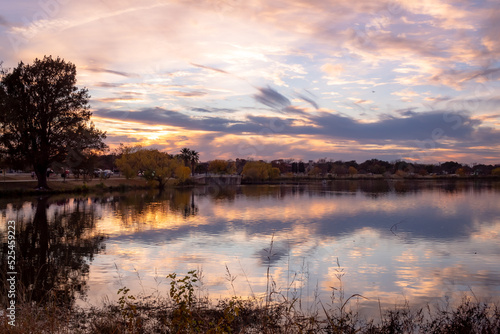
{"left": 1, "top": 180, "right": 499, "bottom": 315}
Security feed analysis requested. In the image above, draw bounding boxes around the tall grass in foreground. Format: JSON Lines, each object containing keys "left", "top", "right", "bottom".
{"left": 1, "top": 266, "right": 500, "bottom": 334}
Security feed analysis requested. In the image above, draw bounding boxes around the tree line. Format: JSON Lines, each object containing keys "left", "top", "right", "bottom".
{"left": 91, "top": 153, "right": 500, "bottom": 179}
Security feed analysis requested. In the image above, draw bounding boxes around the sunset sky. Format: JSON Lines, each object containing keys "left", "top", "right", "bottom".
{"left": 1, "top": 0, "right": 499, "bottom": 163}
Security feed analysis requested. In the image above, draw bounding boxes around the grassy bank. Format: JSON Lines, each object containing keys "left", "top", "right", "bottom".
{"left": 1, "top": 173, "right": 498, "bottom": 196}
{"left": 2, "top": 269, "right": 499, "bottom": 333}
{"left": 0, "top": 177, "right": 162, "bottom": 197}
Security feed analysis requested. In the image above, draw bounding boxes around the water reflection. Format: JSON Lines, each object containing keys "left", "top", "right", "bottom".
{"left": 0, "top": 196, "right": 106, "bottom": 307}
{"left": 1, "top": 180, "right": 499, "bottom": 315}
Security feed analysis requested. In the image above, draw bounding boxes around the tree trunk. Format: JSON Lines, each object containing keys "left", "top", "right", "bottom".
{"left": 34, "top": 164, "right": 50, "bottom": 189}
{"left": 157, "top": 177, "right": 165, "bottom": 191}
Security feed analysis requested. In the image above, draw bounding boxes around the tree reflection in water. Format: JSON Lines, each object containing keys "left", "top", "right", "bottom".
{"left": 1, "top": 196, "right": 107, "bottom": 308}
{"left": 104, "top": 189, "right": 200, "bottom": 229}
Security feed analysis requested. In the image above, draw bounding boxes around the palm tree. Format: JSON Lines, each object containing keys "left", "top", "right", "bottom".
{"left": 180, "top": 148, "right": 191, "bottom": 168}
{"left": 189, "top": 150, "right": 199, "bottom": 176}
{"left": 179, "top": 148, "right": 199, "bottom": 175}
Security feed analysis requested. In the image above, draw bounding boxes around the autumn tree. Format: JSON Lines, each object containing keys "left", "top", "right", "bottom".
{"left": 242, "top": 161, "right": 280, "bottom": 181}
{"left": 456, "top": 167, "right": 467, "bottom": 176}
{"left": 0, "top": 56, "right": 106, "bottom": 189}
{"left": 308, "top": 166, "right": 322, "bottom": 177}
{"left": 116, "top": 147, "right": 188, "bottom": 190}
{"left": 115, "top": 145, "right": 142, "bottom": 179}
{"left": 175, "top": 164, "right": 191, "bottom": 184}
{"left": 208, "top": 159, "right": 236, "bottom": 175}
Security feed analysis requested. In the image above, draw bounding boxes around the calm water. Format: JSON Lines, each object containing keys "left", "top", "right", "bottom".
{"left": 1, "top": 180, "right": 500, "bottom": 315}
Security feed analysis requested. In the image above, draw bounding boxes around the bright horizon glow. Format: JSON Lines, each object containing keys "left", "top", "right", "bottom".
{"left": 1, "top": 0, "right": 499, "bottom": 164}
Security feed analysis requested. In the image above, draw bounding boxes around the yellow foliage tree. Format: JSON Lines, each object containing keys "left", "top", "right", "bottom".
{"left": 116, "top": 146, "right": 187, "bottom": 189}
{"left": 208, "top": 159, "right": 236, "bottom": 174}
{"left": 308, "top": 166, "right": 322, "bottom": 177}
{"left": 348, "top": 166, "right": 358, "bottom": 176}
{"left": 115, "top": 145, "right": 142, "bottom": 179}
{"left": 270, "top": 167, "right": 280, "bottom": 179}
{"left": 175, "top": 165, "right": 191, "bottom": 184}
{"left": 242, "top": 161, "right": 280, "bottom": 181}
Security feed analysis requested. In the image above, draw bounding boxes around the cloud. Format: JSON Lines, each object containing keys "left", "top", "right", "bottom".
{"left": 96, "top": 105, "right": 491, "bottom": 145}
{"left": 167, "top": 90, "right": 207, "bottom": 97}
{"left": 190, "top": 63, "right": 230, "bottom": 75}
{"left": 466, "top": 67, "right": 500, "bottom": 82}
{"left": 97, "top": 94, "right": 144, "bottom": 103}
{"left": 95, "top": 82, "right": 124, "bottom": 88}
{"left": 191, "top": 107, "right": 236, "bottom": 113}
{"left": 0, "top": 15, "right": 10, "bottom": 27}
{"left": 303, "top": 110, "right": 481, "bottom": 142}
{"left": 296, "top": 93, "right": 319, "bottom": 109}
{"left": 104, "top": 134, "right": 142, "bottom": 144}
{"left": 254, "top": 86, "right": 291, "bottom": 110}
{"left": 94, "top": 107, "right": 243, "bottom": 132}
{"left": 321, "top": 63, "right": 344, "bottom": 77}
{"left": 86, "top": 67, "right": 138, "bottom": 78}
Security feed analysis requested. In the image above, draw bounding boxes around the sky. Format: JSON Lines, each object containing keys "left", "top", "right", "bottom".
{"left": 1, "top": 0, "right": 500, "bottom": 164}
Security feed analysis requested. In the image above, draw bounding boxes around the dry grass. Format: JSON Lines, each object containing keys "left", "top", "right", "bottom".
{"left": 0, "top": 176, "right": 152, "bottom": 196}
{"left": 2, "top": 267, "right": 499, "bottom": 334}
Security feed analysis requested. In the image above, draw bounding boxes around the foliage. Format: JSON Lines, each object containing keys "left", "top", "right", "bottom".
{"left": 117, "top": 287, "right": 143, "bottom": 332}
{"left": 308, "top": 166, "right": 322, "bottom": 177}
{"left": 166, "top": 270, "right": 200, "bottom": 332}
{"left": 179, "top": 147, "right": 199, "bottom": 176}
{"left": 208, "top": 159, "right": 236, "bottom": 175}
{"left": 0, "top": 56, "right": 107, "bottom": 188}
{"left": 3, "top": 266, "right": 500, "bottom": 333}
{"left": 67, "top": 150, "right": 99, "bottom": 181}
{"left": 115, "top": 145, "right": 140, "bottom": 179}
{"left": 348, "top": 166, "right": 358, "bottom": 176}
{"left": 175, "top": 165, "right": 192, "bottom": 184}
{"left": 115, "top": 146, "right": 186, "bottom": 189}
{"left": 492, "top": 167, "right": 500, "bottom": 176}
{"left": 270, "top": 167, "right": 280, "bottom": 179}
{"left": 242, "top": 161, "right": 280, "bottom": 181}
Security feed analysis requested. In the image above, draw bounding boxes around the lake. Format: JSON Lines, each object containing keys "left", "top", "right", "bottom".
{"left": 1, "top": 180, "right": 500, "bottom": 317}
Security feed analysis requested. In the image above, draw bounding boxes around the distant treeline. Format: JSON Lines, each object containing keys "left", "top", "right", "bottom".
{"left": 8, "top": 151, "right": 499, "bottom": 178}
{"left": 69, "top": 154, "right": 500, "bottom": 178}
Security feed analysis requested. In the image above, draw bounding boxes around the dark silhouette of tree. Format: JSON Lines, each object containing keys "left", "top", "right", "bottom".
{"left": 179, "top": 148, "right": 199, "bottom": 176}
{"left": 0, "top": 196, "right": 106, "bottom": 308}
{"left": 440, "top": 161, "right": 462, "bottom": 174}
{"left": 180, "top": 147, "right": 191, "bottom": 167}
{"left": 189, "top": 150, "right": 199, "bottom": 175}
{"left": 298, "top": 161, "right": 305, "bottom": 173}
{"left": 0, "top": 56, "right": 106, "bottom": 189}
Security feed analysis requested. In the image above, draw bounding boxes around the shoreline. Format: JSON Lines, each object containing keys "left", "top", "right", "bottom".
{"left": 0, "top": 174, "right": 498, "bottom": 197}
{"left": 243, "top": 174, "right": 500, "bottom": 184}
{"left": 0, "top": 176, "right": 151, "bottom": 197}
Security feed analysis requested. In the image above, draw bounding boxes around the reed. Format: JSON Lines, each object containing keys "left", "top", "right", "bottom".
{"left": 1, "top": 266, "right": 500, "bottom": 333}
